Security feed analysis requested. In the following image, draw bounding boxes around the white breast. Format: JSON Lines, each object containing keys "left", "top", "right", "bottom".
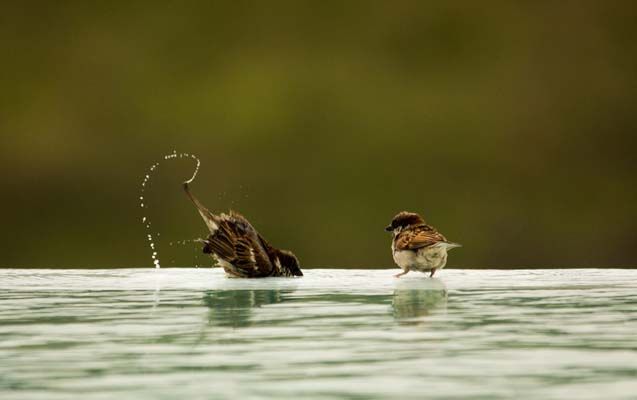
{"left": 393, "top": 249, "right": 417, "bottom": 270}
{"left": 392, "top": 242, "right": 449, "bottom": 272}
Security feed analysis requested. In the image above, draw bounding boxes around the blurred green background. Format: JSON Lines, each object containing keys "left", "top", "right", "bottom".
{"left": 1, "top": 1, "right": 635, "bottom": 268}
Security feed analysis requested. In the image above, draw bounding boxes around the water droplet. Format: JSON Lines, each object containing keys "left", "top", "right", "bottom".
{"left": 141, "top": 152, "right": 201, "bottom": 269}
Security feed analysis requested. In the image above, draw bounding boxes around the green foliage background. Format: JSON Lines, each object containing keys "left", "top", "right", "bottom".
{"left": 1, "top": 1, "right": 635, "bottom": 268}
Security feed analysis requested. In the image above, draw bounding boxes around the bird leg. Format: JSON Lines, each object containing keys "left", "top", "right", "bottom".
{"left": 429, "top": 269, "right": 436, "bottom": 278}
{"left": 394, "top": 268, "right": 409, "bottom": 278}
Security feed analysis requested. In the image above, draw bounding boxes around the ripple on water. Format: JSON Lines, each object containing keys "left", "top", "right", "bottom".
{"left": 0, "top": 268, "right": 636, "bottom": 400}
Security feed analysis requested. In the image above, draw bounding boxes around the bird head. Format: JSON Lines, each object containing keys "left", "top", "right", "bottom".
{"left": 275, "top": 249, "right": 303, "bottom": 277}
{"left": 385, "top": 211, "right": 425, "bottom": 233}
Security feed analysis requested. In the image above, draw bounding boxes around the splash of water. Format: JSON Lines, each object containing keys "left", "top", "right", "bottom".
{"left": 167, "top": 239, "right": 202, "bottom": 267}
{"left": 140, "top": 150, "right": 201, "bottom": 268}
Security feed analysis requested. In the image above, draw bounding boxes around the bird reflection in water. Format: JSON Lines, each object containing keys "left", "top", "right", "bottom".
{"left": 202, "top": 289, "right": 293, "bottom": 328}
{"left": 392, "top": 278, "right": 448, "bottom": 324}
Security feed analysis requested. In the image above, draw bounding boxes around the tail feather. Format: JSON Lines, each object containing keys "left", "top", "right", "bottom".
{"left": 183, "top": 182, "right": 219, "bottom": 233}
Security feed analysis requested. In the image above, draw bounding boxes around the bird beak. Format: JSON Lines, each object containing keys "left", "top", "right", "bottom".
{"left": 445, "top": 242, "right": 462, "bottom": 249}
{"left": 385, "top": 225, "right": 393, "bottom": 232}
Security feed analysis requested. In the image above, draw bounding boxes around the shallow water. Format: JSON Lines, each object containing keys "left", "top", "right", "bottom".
{"left": 1, "top": 268, "right": 636, "bottom": 399}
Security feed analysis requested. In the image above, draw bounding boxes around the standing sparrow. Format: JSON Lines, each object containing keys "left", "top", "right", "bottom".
{"left": 184, "top": 182, "right": 303, "bottom": 278}
{"left": 386, "top": 211, "right": 461, "bottom": 278}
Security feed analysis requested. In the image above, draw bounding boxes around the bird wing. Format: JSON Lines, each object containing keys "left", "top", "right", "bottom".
{"left": 395, "top": 224, "right": 447, "bottom": 251}
{"left": 204, "top": 211, "right": 274, "bottom": 277}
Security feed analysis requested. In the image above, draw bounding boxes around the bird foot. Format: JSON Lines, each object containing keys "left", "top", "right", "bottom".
{"left": 394, "top": 270, "right": 409, "bottom": 278}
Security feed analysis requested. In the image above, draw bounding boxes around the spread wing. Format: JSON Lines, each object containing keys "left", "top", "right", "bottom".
{"left": 203, "top": 211, "right": 274, "bottom": 277}
{"left": 395, "top": 224, "right": 447, "bottom": 251}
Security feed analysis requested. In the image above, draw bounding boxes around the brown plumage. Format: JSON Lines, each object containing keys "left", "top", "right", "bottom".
{"left": 394, "top": 224, "right": 448, "bottom": 251}
{"left": 184, "top": 182, "right": 302, "bottom": 278}
{"left": 385, "top": 211, "right": 461, "bottom": 278}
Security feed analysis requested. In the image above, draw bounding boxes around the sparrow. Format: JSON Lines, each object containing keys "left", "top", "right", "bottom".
{"left": 183, "top": 182, "right": 303, "bottom": 278}
{"left": 385, "top": 211, "right": 461, "bottom": 278}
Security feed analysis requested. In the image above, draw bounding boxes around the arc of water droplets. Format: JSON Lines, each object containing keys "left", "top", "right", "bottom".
{"left": 140, "top": 150, "right": 201, "bottom": 268}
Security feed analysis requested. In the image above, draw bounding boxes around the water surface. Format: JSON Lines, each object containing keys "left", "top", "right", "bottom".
{"left": 1, "top": 269, "right": 636, "bottom": 399}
